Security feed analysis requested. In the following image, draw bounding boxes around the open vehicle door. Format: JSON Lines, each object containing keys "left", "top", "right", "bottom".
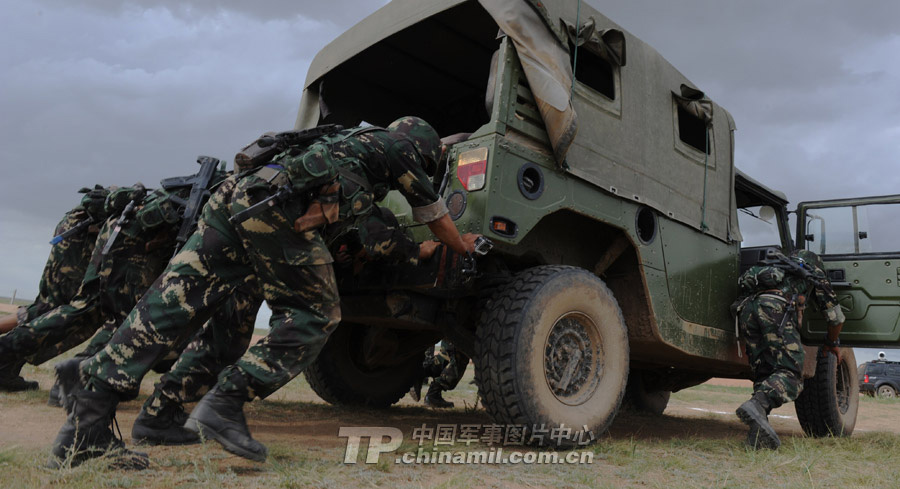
{"left": 796, "top": 195, "right": 900, "bottom": 346}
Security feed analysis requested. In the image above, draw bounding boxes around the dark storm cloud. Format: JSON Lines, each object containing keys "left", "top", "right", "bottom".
{"left": 31, "top": 0, "right": 387, "bottom": 25}
{"left": 1, "top": 0, "right": 898, "bottom": 304}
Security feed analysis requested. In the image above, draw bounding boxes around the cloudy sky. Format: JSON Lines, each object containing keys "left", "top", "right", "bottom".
{"left": 1, "top": 0, "right": 898, "bottom": 359}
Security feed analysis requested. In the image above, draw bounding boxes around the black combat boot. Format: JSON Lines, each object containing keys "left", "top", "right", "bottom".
{"left": 184, "top": 378, "right": 267, "bottom": 462}
{"left": 49, "top": 388, "right": 149, "bottom": 469}
{"left": 424, "top": 383, "right": 454, "bottom": 408}
{"left": 0, "top": 357, "right": 39, "bottom": 392}
{"left": 736, "top": 393, "right": 780, "bottom": 450}
{"left": 54, "top": 357, "right": 86, "bottom": 411}
{"left": 132, "top": 396, "right": 200, "bottom": 446}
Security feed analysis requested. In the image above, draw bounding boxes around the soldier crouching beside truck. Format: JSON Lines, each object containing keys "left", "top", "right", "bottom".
{"left": 733, "top": 249, "right": 845, "bottom": 449}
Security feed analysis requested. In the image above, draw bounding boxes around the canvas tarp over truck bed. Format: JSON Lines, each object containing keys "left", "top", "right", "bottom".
{"left": 296, "top": 0, "right": 740, "bottom": 243}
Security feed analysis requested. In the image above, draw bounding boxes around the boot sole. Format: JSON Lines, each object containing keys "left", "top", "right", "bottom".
{"left": 184, "top": 418, "right": 267, "bottom": 462}
{"left": 736, "top": 405, "right": 781, "bottom": 449}
{"left": 132, "top": 435, "right": 201, "bottom": 447}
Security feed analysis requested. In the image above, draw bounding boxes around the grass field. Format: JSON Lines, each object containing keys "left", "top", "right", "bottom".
{"left": 2, "top": 357, "right": 900, "bottom": 489}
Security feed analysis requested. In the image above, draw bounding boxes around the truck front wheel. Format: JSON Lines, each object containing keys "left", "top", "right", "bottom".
{"left": 475, "top": 266, "right": 629, "bottom": 445}
{"left": 795, "top": 347, "right": 859, "bottom": 437}
{"left": 304, "top": 322, "right": 426, "bottom": 408}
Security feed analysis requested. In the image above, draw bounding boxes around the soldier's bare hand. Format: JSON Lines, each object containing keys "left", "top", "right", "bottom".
{"left": 418, "top": 241, "right": 441, "bottom": 260}
{"left": 822, "top": 345, "right": 842, "bottom": 363}
{"left": 461, "top": 233, "right": 481, "bottom": 254}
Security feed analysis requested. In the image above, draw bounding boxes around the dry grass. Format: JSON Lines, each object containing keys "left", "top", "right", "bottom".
{"left": 2, "top": 365, "right": 900, "bottom": 488}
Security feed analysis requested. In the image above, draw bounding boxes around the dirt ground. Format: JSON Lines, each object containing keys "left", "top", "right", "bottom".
{"left": 3, "top": 361, "right": 900, "bottom": 489}
{"left": 3, "top": 368, "right": 898, "bottom": 453}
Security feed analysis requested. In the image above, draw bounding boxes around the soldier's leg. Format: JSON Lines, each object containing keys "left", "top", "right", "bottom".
{"left": 0, "top": 293, "right": 103, "bottom": 392}
{"left": 50, "top": 181, "right": 253, "bottom": 468}
{"left": 186, "top": 179, "right": 339, "bottom": 462}
{"left": 132, "top": 290, "right": 261, "bottom": 445}
{"left": 79, "top": 231, "right": 252, "bottom": 400}
{"left": 425, "top": 341, "right": 468, "bottom": 408}
{"left": 736, "top": 298, "right": 801, "bottom": 450}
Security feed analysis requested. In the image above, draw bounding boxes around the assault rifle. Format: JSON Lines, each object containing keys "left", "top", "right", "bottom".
{"left": 234, "top": 124, "right": 343, "bottom": 172}
{"left": 760, "top": 249, "right": 815, "bottom": 280}
{"left": 161, "top": 155, "right": 222, "bottom": 254}
{"left": 229, "top": 184, "right": 297, "bottom": 225}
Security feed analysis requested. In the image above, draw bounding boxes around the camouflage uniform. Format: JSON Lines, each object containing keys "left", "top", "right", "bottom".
{"left": 735, "top": 249, "right": 845, "bottom": 409}
{"left": 81, "top": 120, "right": 447, "bottom": 402}
{"left": 425, "top": 340, "right": 469, "bottom": 392}
{"left": 15, "top": 186, "right": 108, "bottom": 328}
{"left": 0, "top": 186, "right": 187, "bottom": 367}
{"left": 139, "top": 207, "right": 414, "bottom": 418}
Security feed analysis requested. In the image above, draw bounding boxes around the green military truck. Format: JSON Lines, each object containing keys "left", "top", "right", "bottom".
{"left": 295, "top": 0, "right": 900, "bottom": 440}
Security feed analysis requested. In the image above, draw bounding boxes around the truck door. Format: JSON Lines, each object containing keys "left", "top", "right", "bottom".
{"left": 796, "top": 195, "right": 900, "bottom": 346}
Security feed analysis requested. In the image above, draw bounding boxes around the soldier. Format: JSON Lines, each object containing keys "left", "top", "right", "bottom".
{"left": 412, "top": 341, "right": 469, "bottom": 408}
{"left": 0, "top": 166, "right": 225, "bottom": 395}
{"left": 0, "top": 186, "right": 108, "bottom": 391}
{"left": 49, "top": 117, "right": 479, "bottom": 468}
{"left": 732, "top": 249, "right": 845, "bottom": 449}
{"left": 130, "top": 206, "right": 432, "bottom": 446}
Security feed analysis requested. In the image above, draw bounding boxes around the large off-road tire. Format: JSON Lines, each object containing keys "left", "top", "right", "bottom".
{"left": 475, "top": 266, "right": 629, "bottom": 444}
{"left": 795, "top": 347, "right": 859, "bottom": 437}
{"left": 304, "top": 323, "right": 424, "bottom": 408}
{"left": 623, "top": 370, "right": 671, "bottom": 416}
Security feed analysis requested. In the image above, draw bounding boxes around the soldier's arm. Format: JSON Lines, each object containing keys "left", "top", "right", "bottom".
{"left": 385, "top": 140, "right": 478, "bottom": 255}
{"left": 810, "top": 275, "right": 845, "bottom": 358}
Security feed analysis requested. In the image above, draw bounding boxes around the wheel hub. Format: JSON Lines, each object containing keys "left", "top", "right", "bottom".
{"left": 544, "top": 312, "right": 603, "bottom": 405}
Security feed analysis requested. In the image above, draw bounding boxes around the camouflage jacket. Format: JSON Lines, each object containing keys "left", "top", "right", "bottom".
{"left": 736, "top": 249, "right": 844, "bottom": 327}
{"left": 271, "top": 126, "right": 447, "bottom": 240}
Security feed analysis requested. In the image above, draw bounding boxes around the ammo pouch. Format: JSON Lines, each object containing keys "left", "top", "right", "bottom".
{"left": 294, "top": 182, "right": 341, "bottom": 233}
{"left": 105, "top": 185, "right": 146, "bottom": 214}
{"left": 135, "top": 191, "right": 183, "bottom": 229}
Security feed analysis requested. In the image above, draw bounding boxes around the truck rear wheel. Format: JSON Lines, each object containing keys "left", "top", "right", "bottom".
{"left": 304, "top": 322, "right": 425, "bottom": 408}
{"left": 623, "top": 370, "right": 671, "bottom": 415}
{"left": 795, "top": 347, "right": 858, "bottom": 437}
{"left": 475, "top": 266, "right": 629, "bottom": 445}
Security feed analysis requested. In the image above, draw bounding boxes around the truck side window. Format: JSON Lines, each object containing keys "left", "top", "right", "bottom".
{"left": 677, "top": 106, "right": 711, "bottom": 155}
{"left": 805, "top": 203, "right": 900, "bottom": 255}
{"left": 737, "top": 206, "right": 780, "bottom": 248}
{"left": 569, "top": 43, "right": 615, "bottom": 100}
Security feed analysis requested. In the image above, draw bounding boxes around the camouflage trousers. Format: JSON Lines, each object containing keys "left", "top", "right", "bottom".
{"left": 141, "top": 288, "right": 261, "bottom": 416}
{"left": 739, "top": 294, "right": 805, "bottom": 409}
{"left": 82, "top": 174, "right": 341, "bottom": 401}
{"left": 1, "top": 216, "right": 173, "bottom": 367}
{"left": 16, "top": 210, "right": 98, "bottom": 327}
{"left": 425, "top": 341, "right": 469, "bottom": 391}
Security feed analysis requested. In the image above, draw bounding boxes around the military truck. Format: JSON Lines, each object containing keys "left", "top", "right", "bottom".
{"left": 295, "top": 0, "right": 900, "bottom": 440}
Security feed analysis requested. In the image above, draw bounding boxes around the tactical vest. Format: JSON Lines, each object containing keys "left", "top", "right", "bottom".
{"left": 135, "top": 187, "right": 190, "bottom": 230}
{"left": 270, "top": 127, "right": 392, "bottom": 239}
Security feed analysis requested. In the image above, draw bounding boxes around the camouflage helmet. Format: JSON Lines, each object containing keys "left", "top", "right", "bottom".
{"left": 387, "top": 116, "right": 441, "bottom": 176}
{"left": 792, "top": 249, "right": 827, "bottom": 279}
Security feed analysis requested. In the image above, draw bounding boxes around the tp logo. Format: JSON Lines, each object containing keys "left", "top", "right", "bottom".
{"left": 339, "top": 427, "right": 403, "bottom": 464}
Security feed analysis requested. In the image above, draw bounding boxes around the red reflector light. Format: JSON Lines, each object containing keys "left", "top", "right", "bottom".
{"left": 864, "top": 374, "right": 869, "bottom": 383}
{"left": 457, "top": 147, "right": 488, "bottom": 191}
